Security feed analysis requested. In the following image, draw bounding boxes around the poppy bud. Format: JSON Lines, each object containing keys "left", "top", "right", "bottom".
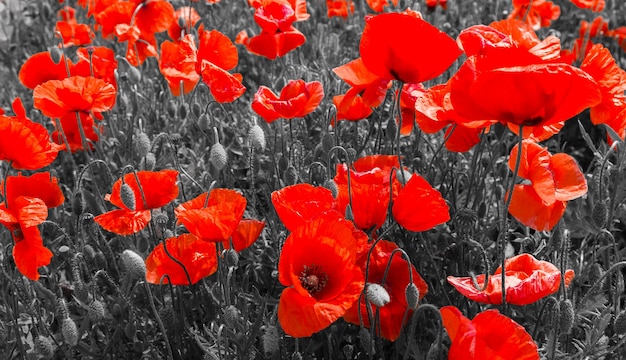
{"left": 120, "top": 182, "right": 137, "bottom": 211}
{"left": 74, "top": 280, "right": 89, "bottom": 303}
{"left": 111, "top": 303, "right": 123, "bottom": 320}
{"left": 426, "top": 340, "right": 448, "bottom": 360}
{"left": 283, "top": 166, "right": 298, "bottom": 185}
{"left": 127, "top": 66, "right": 142, "bottom": 84}
{"left": 83, "top": 244, "right": 96, "bottom": 262}
{"left": 179, "top": 103, "right": 189, "bottom": 120}
{"left": 121, "top": 249, "right": 146, "bottom": 279}
{"left": 615, "top": 310, "right": 626, "bottom": 334}
{"left": 158, "top": 306, "right": 176, "bottom": 330}
{"left": 124, "top": 321, "right": 136, "bottom": 339}
{"left": 342, "top": 344, "right": 354, "bottom": 360}
{"left": 224, "top": 248, "right": 239, "bottom": 268}
{"left": 40, "top": 2, "right": 53, "bottom": 19}
{"left": 34, "top": 335, "right": 55, "bottom": 358}
{"left": 198, "top": 113, "right": 211, "bottom": 131}
{"left": 88, "top": 300, "right": 106, "bottom": 323}
{"left": 345, "top": 204, "right": 354, "bottom": 222}
{"left": 291, "top": 352, "right": 303, "bottom": 360}
{"left": 56, "top": 298, "right": 69, "bottom": 320}
{"left": 589, "top": 263, "right": 606, "bottom": 290}
{"left": 366, "top": 283, "right": 390, "bottom": 307}
{"left": 49, "top": 46, "right": 63, "bottom": 64}
{"left": 192, "top": 102, "right": 202, "bottom": 118}
{"left": 321, "top": 133, "right": 335, "bottom": 153}
{"left": 396, "top": 169, "right": 413, "bottom": 185}
{"left": 278, "top": 155, "right": 289, "bottom": 174}
{"left": 477, "top": 201, "right": 487, "bottom": 218}
{"left": 386, "top": 118, "right": 397, "bottom": 142}
{"left": 323, "top": 179, "right": 339, "bottom": 198}
{"left": 592, "top": 200, "right": 608, "bottom": 229}
{"left": 248, "top": 124, "right": 266, "bottom": 151}
{"left": 143, "top": 152, "right": 156, "bottom": 171}
{"left": 558, "top": 299, "right": 575, "bottom": 334}
{"left": 177, "top": 15, "right": 186, "bottom": 30}
{"left": 167, "top": 100, "right": 177, "bottom": 118}
{"left": 61, "top": 318, "right": 79, "bottom": 346}
{"left": 210, "top": 143, "right": 227, "bottom": 171}
{"left": 72, "top": 192, "right": 85, "bottom": 216}
{"left": 134, "top": 132, "right": 151, "bottom": 159}
{"left": 346, "top": 148, "right": 357, "bottom": 161}
{"left": 405, "top": 282, "right": 421, "bottom": 309}
{"left": 359, "top": 327, "right": 374, "bottom": 355}
{"left": 222, "top": 305, "right": 241, "bottom": 327}
{"left": 262, "top": 325, "right": 280, "bottom": 355}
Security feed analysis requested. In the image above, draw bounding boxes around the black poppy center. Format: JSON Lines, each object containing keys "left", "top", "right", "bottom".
{"left": 299, "top": 264, "right": 329, "bottom": 296}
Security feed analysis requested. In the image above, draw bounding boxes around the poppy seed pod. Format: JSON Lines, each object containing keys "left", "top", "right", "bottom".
{"left": 366, "top": 283, "right": 391, "bottom": 307}
{"left": 615, "top": 310, "right": 626, "bottom": 334}
{"left": 121, "top": 250, "right": 146, "bottom": 279}
{"left": 120, "top": 182, "right": 137, "bottom": 211}
{"left": 61, "top": 318, "right": 79, "bottom": 346}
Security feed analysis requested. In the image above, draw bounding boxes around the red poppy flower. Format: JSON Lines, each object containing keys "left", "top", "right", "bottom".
{"left": 570, "top": 0, "right": 604, "bottom": 11}
{"left": 145, "top": 233, "right": 218, "bottom": 285}
{"left": 33, "top": 76, "right": 116, "bottom": 119}
{"left": 271, "top": 184, "right": 338, "bottom": 231}
{"left": 441, "top": 306, "right": 540, "bottom": 360}
{"left": 325, "top": 0, "right": 354, "bottom": 18}
{"left": 277, "top": 213, "right": 365, "bottom": 337}
{"left": 74, "top": 46, "right": 118, "bottom": 87}
{"left": 0, "top": 98, "right": 63, "bottom": 170}
{"left": 55, "top": 6, "right": 93, "bottom": 47}
{"left": 508, "top": 140, "right": 587, "bottom": 231}
{"left": 236, "top": 27, "right": 306, "bottom": 60}
{"left": 447, "top": 253, "right": 575, "bottom": 305}
{"left": 196, "top": 27, "right": 246, "bottom": 102}
{"left": 396, "top": 83, "right": 424, "bottom": 135}
{"left": 364, "top": 0, "right": 397, "bottom": 12}
{"left": 392, "top": 173, "right": 449, "bottom": 232}
{"left": 18, "top": 52, "right": 71, "bottom": 90}
{"left": 168, "top": 6, "right": 201, "bottom": 41}
{"left": 159, "top": 34, "right": 200, "bottom": 96}
{"left": 114, "top": 23, "right": 159, "bottom": 66}
{"left": 334, "top": 155, "right": 401, "bottom": 232}
{"left": 425, "top": 0, "right": 447, "bottom": 11}
{"left": 580, "top": 44, "right": 626, "bottom": 140}
{"left": 95, "top": 170, "right": 179, "bottom": 235}
{"left": 76, "top": 0, "right": 117, "bottom": 18}
{"left": 508, "top": 0, "right": 560, "bottom": 31}
{"left": 226, "top": 219, "right": 266, "bottom": 252}
{"left": 252, "top": 80, "right": 324, "bottom": 122}
{"left": 359, "top": 12, "right": 462, "bottom": 84}
{"left": 131, "top": 0, "right": 175, "bottom": 38}
{"left": 344, "top": 240, "right": 428, "bottom": 341}
{"left": 0, "top": 172, "right": 64, "bottom": 280}
{"left": 247, "top": 0, "right": 309, "bottom": 21}
{"left": 94, "top": 2, "right": 135, "bottom": 39}
{"left": 175, "top": 189, "right": 247, "bottom": 242}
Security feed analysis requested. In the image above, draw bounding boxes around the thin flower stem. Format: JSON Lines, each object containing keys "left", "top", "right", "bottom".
{"left": 143, "top": 281, "right": 174, "bottom": 360}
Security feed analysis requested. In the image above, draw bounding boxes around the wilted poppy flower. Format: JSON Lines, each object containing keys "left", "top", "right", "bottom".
{"left": 0, "top": 172, "right": 64, "bottom": 280}
{"left": 392, "top": 173, "right": 449, "bottom": 232}
{"left": 508, "top": 0, "right": 560, "bottom": 31}
{"left": 227, "top": 219, "right": 265, "bottom": 252}
{"left": 56, "top": 6, "right": 93, "bottom": 47}
{"left": 159, "top": 34, "right": 200, "bottom": 96}
{"left": 580, "top": 44, "right": 626, "bottom": 140}
{"left": 33, "top": 76, "right": 116, "bottom": 119}
{"left": 359, "top": 12, "right": 462, "bottom": 84}
{"left": 447, "top": 253, "right": 575, "bottom": 305}
{"left": 277, "top": 213, "right": 365, "bottom": 337}
{"left": 145, "top": 233, "right": 218, "bottom": 285}
{"left": 325, "top": 0, "right": 354, "bottom": 18}
{"left": 175, "top": 189, "right": 247, "bottom": 242}
{"left": 95, "top": 170, "right": 179, "bottom": 235}
{"left": 344, "top": 240, "right": 428, "bottom": 341}
{"left": 252, "top": 80, "right": 324, "bottom": 122}
{"left": 441, "top": 306, "right": 540, "bottom": 360}
{"left": 168, "top": 6, "right": 201, "bottom": 41}
{"left": 271, "top": 183, "right": 337, "bottom": 231}
{"left": 0, "top": 98, "right": 63, "bottom": 170}
{"left": 508, "top": 140, "right": 587, "bottom": 231}
{"left": 196, "top": 27, "right": 246, "bottom": 102}
{"left": 570, "top": 0, "right": 604, "bottom": 11}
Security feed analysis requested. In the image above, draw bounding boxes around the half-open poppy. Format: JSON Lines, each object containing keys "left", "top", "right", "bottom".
{"left": 359, "top": 12, "right": 461, "bottom": 84}
{"left": 344, "top": 240, "right": 428, "bottom": 341}
{"left": 95, "top": 170, "right": 179, "bottom": 235}
{"left": 441, "top": 306, "right": 540, "bottom": 359}
{"left": 447, "top": 253, "right": 575, "bottom": 305}
{"left": 277, "top": 213, "right": 365, "bottom": 337}
{"left": 145, "top": 233, "right": 218, "bottom": 285}
{"left": 252, "top": 80, "right": 324, "bottom": 122}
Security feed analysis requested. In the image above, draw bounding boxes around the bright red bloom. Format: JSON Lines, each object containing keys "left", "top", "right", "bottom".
{"left": 114, "top": 23, "right": 158, "bottom": 66}
{"left": 447, "top": 253, "right": 575, "bottom": 305}
{"left": 271, "top": 183, "right": 337, "bottom": 231}
{"left": 570, "top": 0, "right": 604, "bottom": 11}
{"left": 145, "top": 233, "right": 218, "bottom": 285}
{"left": 95, "top": 170, "right": 179, "bottom": 235}
{"left": 94, "top": 2, "right": 134, "bottom": 39}
{"left": 175, "top": 189, "right": 247, "bottom": 242}
{"left": 359, "top": 12, "right": 461, "bottom": 84}
{"left": 508, "top": 0, "right": 560, "bottom": 31}
{"left": 364, "top": 0, "right": 397, "bottom": 12}
{"left": 425, "top": 0, "right": 447, "bottom": 11}
{"left": 247, "top": 0, "right": 309, "bottom": 21}
{"left": 168, "top": 6, "right": 201, "bottom": 41}
{"left": 75, "top": 46, "right": 118, "bottom": 87}
{"left": 56, "top": 6, "right": 94, "bottom": 47}
{"left": 196, "top": 27, "right": 246, "bottom": 102}
{"left": 0, "top": 98, "right": 63, "bottom": 170}
{"left": 236, "top": 27, "right": 306, "bottom": 60}
{"left": 344, "top": 240, "right": 428, "bottom": 341}
{"left": 227, "top": 219, "right": 266, "bottom": 252}
{"left": 580, "top": 44, "right": 626, "bottom": 140}
{"left": 508, "top": 140, "right": 587, "bottom": 231}
{"left": 325, "top": 0, "right": 354, "bottom": 18}
{"left": 397, "top": 83, "right": 424, "bottom": 135}
{"left": 159, "top": 34, "right": 200, "bottom": 96}
{"left": 18, "top": 52, "right": 71, "bottom": 90}
{"left": 33, "top": 76, "right": 116, "bottom": 118}
{"left": 0, "top": 172, "right": 64, "bottom": 280}
{"left": 76, "top": 0, "right": 117, "bottom": 18}
{"left": 392, "top": 173, "right": 449, "bottom": 232}
{"left": 278, "top": 213, "right": 365, "bottom": 337}
{"left": 252, "top": 80, "right": 324, "bottom": 122}
{"left": 441, "top": 306, "right": 540, "bottom": 360}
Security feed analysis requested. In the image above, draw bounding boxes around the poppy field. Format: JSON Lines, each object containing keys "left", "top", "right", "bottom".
{"left": 2, "top": 0, "right": 626, "bottom": 358}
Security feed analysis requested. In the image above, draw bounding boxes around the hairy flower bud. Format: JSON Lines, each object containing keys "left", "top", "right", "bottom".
{"left": 61, "top": 318, "right": 79, "bottom": 346}
{"left": 88, "top": 299, "right": 106, "bottom": 323}
{"left": 248, "top": 124, "right": 266, "bottom": 151}
{"left": 134, "top": 132, "right": 151, "bottom": 159}
{"left": 558, "top": 299, "right": 575, "bottom": 334}
{"left": 405, "top": 283, "right": 421, "bottom": 310}
{"left": 592, "top": 200, "right": 609, "bottom": 229}
{"left": 121, "top": 250, "right": 146, "bottom": 279}
{"left": 49, "top": 46, "right": 63, "bottom": 64}
{"left": 210, "top": 142, "right": 227, "bottom": 171}
{"left": 262, "top": 325, "right": 280, "bottom": 355}
{"left": 366, "top": 283, "right": 390, "bottom": 307}
{"left": 143, "top": 152, "right": 156, "bottom": 171}
{"left": 283, "top": 166, "right": 299, "bottom": 186}
{"left": 35, "top": 335, "right": 55, "bottom": 358}
{"left": 224, "top": 248, "right": 239, "bottom": 268}
{"left": 323, "top": 179, "right": 339, "bottom": 198}
{"left": 615, "top": 310, "right": 626, "bottom": 334}
{"left": 120, "top": 182, "right": 136, "bottom": 211}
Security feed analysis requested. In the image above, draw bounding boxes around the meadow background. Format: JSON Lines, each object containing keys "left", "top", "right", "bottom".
{"left": 1, "top": 0, "right": 626, "bottom": 359}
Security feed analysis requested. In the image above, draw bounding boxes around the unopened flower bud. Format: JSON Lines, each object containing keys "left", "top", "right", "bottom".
{"left": 262, "top": 325, "right": 280, "bottom": 355}
{"left": 248, "top": 124, "right": 266, "bottom": 151}
{"left": 210, "top": 143, "right": 227, "bottom": 171}
{"left": 61, "top": 318, "right": 79, "bottom": 346}
{"left": 121, "top": 250, "right": 146, "bottom": 279}
{"left": 283, "top": 166, "right": 298, "bottom": 185}
{"left": 592, "top": 200, "right": 608, "bottom": 229}
{"left": 222, "top": 305, "right": 241, "bottom": 327}
{"left": 179, "top": 103, "right": 189, "bottom": 120}
{"left": 558, "top": 299, "right": 575, "bottom": 334}
{"left": 405, "top": 283, "right": 421, "bottom": 309}
{"left": 366, "top": 283, "right": 390, "bottom": 307}
{"left": 359, "top": 327, "right": 373, "bottom": 355}
{"left": 49, "top": 46, "right": 63, "bottom": 64}
{"left": 167, "top": 100, "right": 177, "bottom": 118}
{"left": 224, "top": 248, "right": 239, "bottom": 268}
{"left": 615, "top": 310, "right": 626, "bottom": 334}
{"left": 323, "top": 179, "right": 338, "bottom": 198}
{"left": 321, "top": 133, "right": 335, "bottom": 153}
{"left": 143, "top": 152, "right": 156, "bottom": 171}
{"left": 198, "top": 113, "right": 211, "bottom": 131}
{"left": 35, "top": 335, "right": 55, "bottom": 358}
{"left": 396, "top": 169, "right": 413, "bottom": 185}
{"left": 120, "top": 182, "right": 137, "bottom": 211}
{"left": 192, "top": 102, "right": 202, "bottom": 118}
{"left": 127, "top": 66, "right": 142, "bottom": 84}
{"left": 88, "top": 300, "right": 106, "bottom": 323}
{"left": 345, "top": 204, "right": 354, "bottom": 222}
{"left": 134, "top": 132, "right": 151, "bottom": 159}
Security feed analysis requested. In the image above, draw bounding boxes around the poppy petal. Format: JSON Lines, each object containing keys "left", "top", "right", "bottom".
{"left": 200, "top": 61, "right": 246, "bottom": 103}
{"left": 392, "top": 174, "right": 450, "bottom": 232}
{"left": 94, "top": 209, "right": 152, "bottom": 235}
{"left": 227, "top": 219, "right": 265, "bottom": 252}
{"left": 12, "top": 227, "right": 53, "bottom": 281}
{"left": 508, "top": 184, "right": 566, "bottom": 231}
{"left": 271, "top": 184, "right": 337, "bottom": 231}
{"left": 550, "top": 153, "right": 587, "bottom": 201}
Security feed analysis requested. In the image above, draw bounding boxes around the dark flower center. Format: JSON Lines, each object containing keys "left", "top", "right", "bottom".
{"left": 299, "top": 264, "right": 328, "bottom": 296}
